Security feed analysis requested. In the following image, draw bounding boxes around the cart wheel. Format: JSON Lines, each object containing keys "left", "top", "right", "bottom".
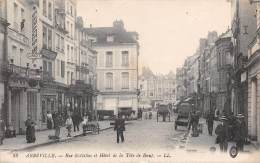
{"left": 229, "top": 146, "right": 238, "bottom": 158}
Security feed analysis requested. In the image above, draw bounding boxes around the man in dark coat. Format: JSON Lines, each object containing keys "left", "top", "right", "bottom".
{"left": 234, "top": 114, "right": 246, "bottom": 152}
{"left": 25, "top": 115, "right": 36, "bottom": 143}
{"left": 206, "top": 111, "right": 214, "bottom": 136}
{"left": 215, "top": 116, "right": 229, "bottom": 152}
{"left": 114, "top": 114, "right": 125, "bottom": 143}
{"left": 0, "top": 119, "right": 5, "bottom": 145}
{"left": 72, "top": 110, "right": 82, "bottom": 132}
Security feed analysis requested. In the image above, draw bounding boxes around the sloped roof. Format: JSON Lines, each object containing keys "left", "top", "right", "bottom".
{"left": 84, "top": 27, "right": 137, "bottom": 45}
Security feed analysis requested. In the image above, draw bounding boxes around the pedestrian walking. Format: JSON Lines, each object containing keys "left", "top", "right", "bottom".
{"left": 206, "top": 111, "right": 214, "bottom": 136}
{"left": 215, "top": 116, "right": 228, "bottom": 152}
{"left": 46, "top": 111, "right": 53, "bottom": 129}
{"left": 191, "top": 111, "right": 199, "bottom": 137}
{"left": 0, "top": 119, "right": 5, "bottom": 145}
{"left": 53, "top": 112, "right": 63, "bottom": 139}
{"left": 82, "top": 113, "right": 89, "bottom": 136}
{"left": 25, "top": 115, "right": 36, "bottom": 143}
{"left": 234, "top": 114, "right": 246, "bottom": 152}
{"left": 114, "top": 114, "right": 125, "bottom": 143}
{"left": 214, "top": 109, "right": 220, "bottom": 121}
{"left": 72, "top": 110, "right": 82, "bottom": 132}
{"left": 65, "top": 114, "right": 73, "bottom": 137}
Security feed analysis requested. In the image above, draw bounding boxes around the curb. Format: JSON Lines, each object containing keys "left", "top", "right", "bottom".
{"left": 12, "top": 122, "right": 133, "bottom": 152}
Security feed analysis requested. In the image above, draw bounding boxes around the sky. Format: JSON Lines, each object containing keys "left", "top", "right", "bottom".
{"left": 77, "top": 0, "right": 231, "bottom": 75}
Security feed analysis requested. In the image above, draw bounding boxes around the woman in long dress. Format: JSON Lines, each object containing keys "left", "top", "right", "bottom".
{"left": 25, "top": 115, "right": 36, "bottom": 143}
{"left": 46, "top": 111, "right": 53, "bottom": 129}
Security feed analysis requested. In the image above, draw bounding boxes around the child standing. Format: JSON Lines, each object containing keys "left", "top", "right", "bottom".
{"left": 65, "top": 114, "right": 73, "bottom": 137}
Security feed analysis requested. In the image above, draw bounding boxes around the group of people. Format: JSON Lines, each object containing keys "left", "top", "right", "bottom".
{"left": 215, "top": 114, "right": 247, "bottom": 152}
{"left": 24, "top": 110, "right": 93, "bottom": 143}
{"left": 188, "top": 111, "right": 200, "bottom": 137}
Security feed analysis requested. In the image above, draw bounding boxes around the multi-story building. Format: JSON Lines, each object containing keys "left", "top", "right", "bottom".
{"left": 185, "top": 54, "right": 199, "bottom": 97}
{"left": 0, "top": 0, "right": 97, "bottom": 133}
{"left": 86, "top": 20, "right": 139, "bottom": 117}
{"left": 230, "top": 0, "right": 256, "bottom": 117}
{"left": 198, "top": 31, "right": 218, "bottom": 113}
{"left": 176, "top": 67, "right": 186, "bottom": 100}
{"left": 215, "top": 29, "right": 233, "bottom": 114}
{"left": 2, "top": 0, "right": 43, "bottom": 134}
{"left": 139, "top": 70, "right": 175, "bottom": 108}
{"left": 0, "top": 1, "right": 9, "bottom": 125}
{"left": 67, "top": 16, "right": 97, "bottom": 117}
{"left": 247, "top": 0, "right": 260, "bottom": 143}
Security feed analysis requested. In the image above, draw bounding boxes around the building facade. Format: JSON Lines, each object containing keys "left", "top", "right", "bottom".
{"left": 230, "top": 0, "right": 256, "bottom": 117}
{"left": 86, "top": 20, "right": 139, "bottom": 117}
{"left": 0, "top": 0, "right": 97, "bottom": 134}
{"left": 215, "top": 30, "right": 233, "bottom": 114}
{"left": 0, "top": 0, "right": 9, "bottom": 126}
{"left": 139, "top": 69, "right": 176, "bottom": 108}
{"left": 247, "top": 0, "right": 260, "bottom": 143}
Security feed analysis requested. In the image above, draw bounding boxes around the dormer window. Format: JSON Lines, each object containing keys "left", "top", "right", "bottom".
{"left": 107, "top": 35, "right": 114, "bottom": 42}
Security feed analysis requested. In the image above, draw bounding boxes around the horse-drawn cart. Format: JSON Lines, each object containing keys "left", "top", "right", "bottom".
{"left": 157, "top": 104, "right": 171, "bottom": 122}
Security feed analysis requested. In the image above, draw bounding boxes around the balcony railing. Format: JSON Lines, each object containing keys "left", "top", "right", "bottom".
{"left": 80, "top": 40, "right": 93, "bottom": 48}
{"left": 76, "top": 65, "right": 89, "bottom": 73}
{"left": 42, "top": 71, "right": 54, "bottom": 81}
{"left": 8, "top": 27, "right": 29, "bottom": 46}
{"left": 1, "top": 62, "right": 42, "bottom": 80}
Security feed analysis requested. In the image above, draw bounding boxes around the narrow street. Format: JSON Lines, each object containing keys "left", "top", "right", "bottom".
{"left": 32, "top": 115, "right": 185, "bottom": 152}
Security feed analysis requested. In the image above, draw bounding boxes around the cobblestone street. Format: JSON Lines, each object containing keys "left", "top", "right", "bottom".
{"left": 32, "top": 116, "right": 181, "bottom": 152}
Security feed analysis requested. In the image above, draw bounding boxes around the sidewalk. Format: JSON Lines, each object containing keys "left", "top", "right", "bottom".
{"left": 185, "top": 119, "right": 258, "bottom": 153}
{"left": 0, "top": 120, "right": 114, "bottom": 151}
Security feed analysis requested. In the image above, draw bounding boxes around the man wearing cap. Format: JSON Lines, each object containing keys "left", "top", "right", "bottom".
{"left": 215, "top": 116, "right": 229, "bottom": 152}
{"left": 234, "top": 114, "right": 246, "bottom": 152}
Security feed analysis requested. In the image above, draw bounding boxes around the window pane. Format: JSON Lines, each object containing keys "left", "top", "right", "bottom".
{"left": 48, "top": 2, "right": 52, "bottom": 20}
{"left": 56, "top": 33, "right": 59, "bottom": 50}
{"left": 106, "top": 73, "right": 113, "bottom": 89}
{"left": 43, "top": 60, "right": 47, "bottom": 72}
{"left": 61, "top": 37, "right": 64, "bottom": 52}
{"left": 48, "top": 62, "right": 52, "bottom": 77}
{"left": 43, "top": 26, "right": 47, "bottom": 49}
{"left": 61, "top": 61, "right": 65, "bottom": 78}
{"left": 106, "top": 51, "right": 113, "bottom": 67}
{"left": 43, "top": 0, "right": 47, "bottom": 16}
{"left": 48, "top": 29, "right": 52, "bottom": 50}
{"left": 122, "top": 51, "right": 129, "bottom": 66}
{"left": 122, "top": 72, "right": 129, "bottom": 89}
{"left": 56, "top": 59, "right": 60, "bottom": 76}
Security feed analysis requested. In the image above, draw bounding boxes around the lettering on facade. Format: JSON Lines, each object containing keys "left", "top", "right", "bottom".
{"left": 28, "top": 6, "right": 40, "bottom": 62}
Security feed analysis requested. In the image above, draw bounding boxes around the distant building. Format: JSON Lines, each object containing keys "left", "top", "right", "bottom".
{"left": 139, "top": 69, "right": 176, "bottom": 108}
{"left": 215, "top": 30, "right": 233, "bottom": 114}
{"left": 86, "top": 20, "right": 139, "bottom": 117}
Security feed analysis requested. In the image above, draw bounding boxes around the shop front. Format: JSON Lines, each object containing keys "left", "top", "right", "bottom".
{"left": 65, "top": 80, "right": 96, "bottom": 119}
